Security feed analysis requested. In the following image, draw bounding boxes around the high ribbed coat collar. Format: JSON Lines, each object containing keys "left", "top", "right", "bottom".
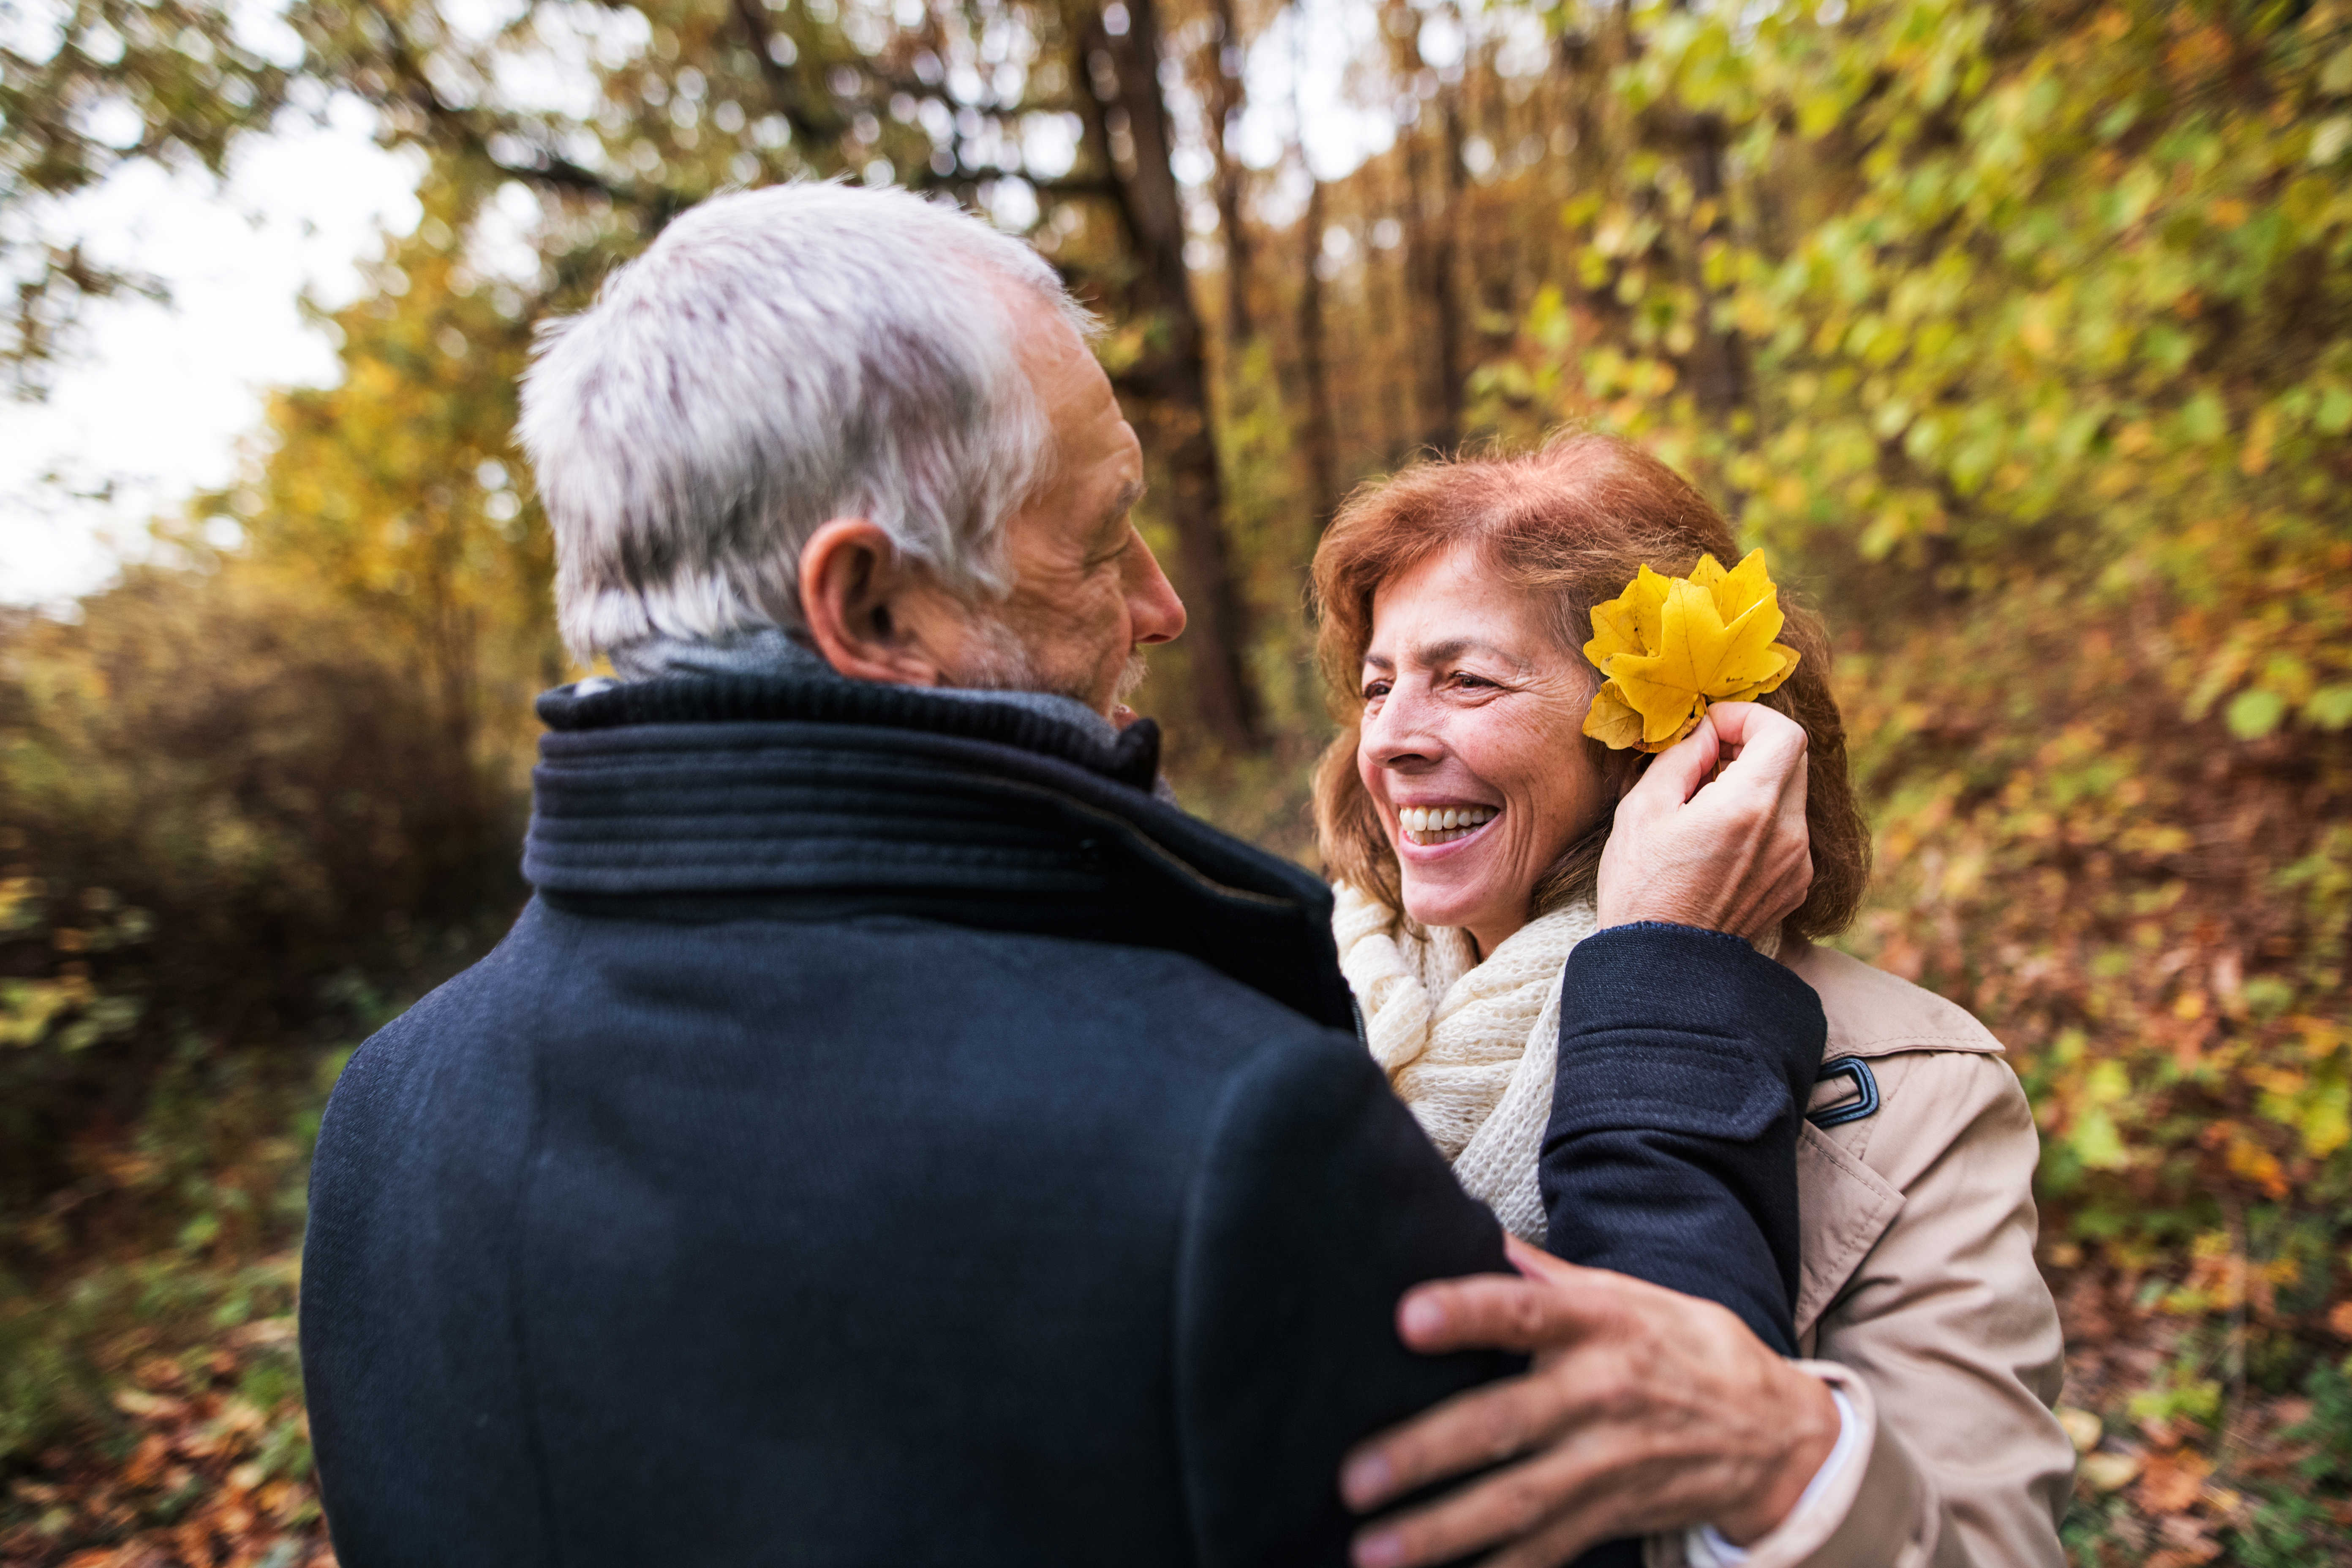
{"left": 524, "top": 673, "right": 1355, "bottom": 1029}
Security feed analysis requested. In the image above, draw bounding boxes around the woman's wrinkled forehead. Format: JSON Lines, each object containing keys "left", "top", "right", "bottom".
{"left": 1361, "top": 535, "right": 1585, "bottom": 669}
{"left": 1362, "top": 634, "right": 1526, "bottom": 675}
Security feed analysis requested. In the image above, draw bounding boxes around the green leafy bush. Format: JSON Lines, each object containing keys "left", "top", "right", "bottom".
{"left": 0, "top": 565, "right": 521, "bottom": 1206}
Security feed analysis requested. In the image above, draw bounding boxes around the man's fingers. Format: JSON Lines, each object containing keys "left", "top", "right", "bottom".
{"left": 1342, "top": 1371, "right": 1576, "bottom": 1515}
{"left": 1501, "top": 1232, "right": 1573, "bottom": 1282}
{"left": 1345, "top": 1266, "right": 1627, "bottom": 1512}
{"left": 1349, "top": 1441, "right": 1607, "bottom": 1568}
{"left": 1474, "top": 1505, "right": 1610, "bottom": 1568}
{"left": 1393, "top": 1269, "right": 1614, "bottom": 1356}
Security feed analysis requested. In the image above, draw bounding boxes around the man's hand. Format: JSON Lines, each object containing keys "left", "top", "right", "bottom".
{"left": 1595, "top": 701, "right": 1810, "bottom": 944}
{"left": 1340, "top": 1238, "right": 1840, "bottom": 1568}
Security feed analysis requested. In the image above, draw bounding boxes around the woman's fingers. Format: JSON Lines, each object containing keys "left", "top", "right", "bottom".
{"left": 1628, "top": 713, "right": 1724, "bottom": 810}
{"left": 1704, "top": 701, "right": 1807, "bottom": 776}
{"left": 1596, "top": 701, "right": 1813, "bottom": 938}
{"left": 1770, "top": 745, "right": 1813, "bottom": 915}
{"left": 1707, "top": 703, "right": 1813, "bottom": 928}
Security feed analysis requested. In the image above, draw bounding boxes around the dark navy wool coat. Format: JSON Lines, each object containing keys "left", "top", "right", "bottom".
{"left": 299, "top": 675, "right": 1822, "bottom": 1567}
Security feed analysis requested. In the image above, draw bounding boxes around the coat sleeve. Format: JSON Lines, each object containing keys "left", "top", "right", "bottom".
{"left": 1174, "top": 1026, "right": 1523, "bottom": 1568}
{"left": 1540, "top": 923, "right": 1825, "bottom": 1355}
{"left": 1649, "top": 1052, "right": 2073, "bottom": 1568}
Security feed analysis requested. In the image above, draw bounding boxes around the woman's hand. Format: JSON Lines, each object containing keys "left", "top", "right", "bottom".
{"left": 1339, "top": 1236, "right": 1840, "bottom": 1568}
{"left": 1595, "top": 701, "right": 1811, "bottom": 944}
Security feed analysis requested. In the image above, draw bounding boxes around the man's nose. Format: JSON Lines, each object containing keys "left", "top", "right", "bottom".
{"left": 1124, "top": 529, "right": 1185, "bottom": 646}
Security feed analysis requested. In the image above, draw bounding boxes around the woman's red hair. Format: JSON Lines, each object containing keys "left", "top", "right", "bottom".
{"left": 1309, "top": 433, "right": 1869, "bottom": 942}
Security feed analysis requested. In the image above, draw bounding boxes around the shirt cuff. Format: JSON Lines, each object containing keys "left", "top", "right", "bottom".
{"left": 1683, "top": 1386, "right": 1857, "bottom": 1568}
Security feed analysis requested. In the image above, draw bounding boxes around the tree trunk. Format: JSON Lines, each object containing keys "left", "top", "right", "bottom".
{"left": 1431, "top": 82, "right": 1468, "bottom": 449}
{"left": 1288, "top": 8, "right": 1339, "bottom": 525}
{"left": 1380, "top": 152, "right": 1416, "bottom": 461}
{"left": 1682, "top": 110, "right": 1748, "bottom": 420}
{"left": 1206, "top": 0, "right": 1252, "bottom": 341}
{"left": 1403, "top": 84, "right": 1467, "bottom": 452}
{"left": 1075, "top": 0, "right": 1263, "bottom": 750}
{"left": 1656, "top": 0, "right": 1745, "bottom": 427}
{"left": 1298, "top": 171, "right": 1340, "bottom": 527}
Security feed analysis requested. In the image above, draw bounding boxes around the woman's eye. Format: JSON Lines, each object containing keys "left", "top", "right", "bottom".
{"left": 1451, "top": 672, "right": 1494, "bottom": 691}
{"left": 1362, "top": 680, "right": 1391, "bottom": 702}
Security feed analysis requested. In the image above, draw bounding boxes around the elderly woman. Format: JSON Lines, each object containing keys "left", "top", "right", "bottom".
{"left": 1311, "top": 435, "right": 2073, "bottom": 1568}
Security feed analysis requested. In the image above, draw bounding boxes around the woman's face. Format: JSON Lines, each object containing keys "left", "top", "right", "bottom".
{"left": 1356, "top": 542, "right": 1612, "bottom": 956}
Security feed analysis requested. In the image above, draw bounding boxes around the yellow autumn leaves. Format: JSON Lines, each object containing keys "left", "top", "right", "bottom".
{"left": 1583, "top": 549, "right": 1801, "bottom": 752}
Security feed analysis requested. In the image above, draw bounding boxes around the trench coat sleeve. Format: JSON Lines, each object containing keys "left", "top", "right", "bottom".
{"left": 1647, "top": 1051, "right": 2074, "bottom": 1568}
{"left": 1173, "top": 1026, "right": 1524, "bottom": 1568}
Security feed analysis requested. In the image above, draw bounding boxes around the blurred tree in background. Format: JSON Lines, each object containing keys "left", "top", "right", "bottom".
{"left": 5, "top": 0, "right": 2352, "bottom": 1562}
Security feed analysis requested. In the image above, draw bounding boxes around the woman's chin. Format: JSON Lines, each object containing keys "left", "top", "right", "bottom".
{"left": 1392, "top": 817, "right": 1527, "bottom": 928}
{"left": 1397, "top": 863, "right": 1502, "bottom": 932}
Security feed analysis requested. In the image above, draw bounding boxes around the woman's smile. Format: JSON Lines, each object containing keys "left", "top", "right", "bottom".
{"left": 1355, "top": 540, "right": 1611, "bottom": 954}
{"left": 1394, "top": 802, "right": 1501, "bottom": 850}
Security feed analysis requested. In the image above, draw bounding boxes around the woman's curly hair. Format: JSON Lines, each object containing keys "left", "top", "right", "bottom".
{"left": 1309, "top": 432, "right": 1870, "bottom": 944}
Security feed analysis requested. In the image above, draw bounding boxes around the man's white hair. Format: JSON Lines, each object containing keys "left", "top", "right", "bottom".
{"left": 517, "top": 182, "right": 1092, "bottom": 665}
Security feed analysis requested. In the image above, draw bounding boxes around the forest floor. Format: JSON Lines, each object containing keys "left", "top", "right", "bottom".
{"left": 5, "top": 1085, "right": 2348, "bottom": 1567}
{"left": 3, "top": 931, "right": 2348, "bottom": 1567}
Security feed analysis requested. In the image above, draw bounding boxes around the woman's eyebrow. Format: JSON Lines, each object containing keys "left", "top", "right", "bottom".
{"left": 1416, "top": 637, "right": 1516, "bottom": 667}
{"left": 1362, "top": 640, "right": 1520, "bottom": 675}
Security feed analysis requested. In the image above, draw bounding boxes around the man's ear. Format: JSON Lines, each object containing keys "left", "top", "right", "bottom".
{"left": 798, "top": 518, "right": 948, "bottom": 686}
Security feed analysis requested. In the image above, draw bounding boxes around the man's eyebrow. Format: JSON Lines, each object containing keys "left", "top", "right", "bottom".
{"left": 1099, "top": 478, "right": 1146, "bottom": 534}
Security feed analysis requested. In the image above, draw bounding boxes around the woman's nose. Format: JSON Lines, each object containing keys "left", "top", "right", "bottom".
{"left": 1362, "top": 682, "right": 1443, "bottom": 766}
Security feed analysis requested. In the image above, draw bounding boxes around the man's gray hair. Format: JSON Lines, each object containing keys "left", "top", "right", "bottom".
{"left": 517, "top": 182, "right": 1092, "bottom": 665}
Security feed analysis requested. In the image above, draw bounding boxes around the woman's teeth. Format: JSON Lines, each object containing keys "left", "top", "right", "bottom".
{"left": 1399, "top": 805, "right": 1498, "bottom": 846}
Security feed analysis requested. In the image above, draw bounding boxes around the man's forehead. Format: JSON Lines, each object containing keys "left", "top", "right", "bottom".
{"left": 1064, "top": 400, "right": 1141, "bottom": 505}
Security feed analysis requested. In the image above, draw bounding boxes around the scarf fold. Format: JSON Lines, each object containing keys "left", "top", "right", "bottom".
{"left": 1336, "top": 885, "right": 1783, "bottom": 1244}
{"left": 1334, "top": 885, "right": 1597, "bottom": 1243}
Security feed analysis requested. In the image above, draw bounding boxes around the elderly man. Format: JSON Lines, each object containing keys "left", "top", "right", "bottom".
{"left": 299, "top": 185, "right": 1856, "bottom": 1568}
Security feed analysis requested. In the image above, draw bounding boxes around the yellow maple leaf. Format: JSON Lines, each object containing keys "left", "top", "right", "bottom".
{"left": 1581, "top": 548, "right": 1802, "bottom": 752}
{"left": 1585, "top": 565, "right": 1671, "bottom": 665}
{"left": 1583, "top": 680, "right": 1656, "bottom": 750}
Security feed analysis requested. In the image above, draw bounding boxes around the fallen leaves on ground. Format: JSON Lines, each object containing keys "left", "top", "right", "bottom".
{"left": 0, "top": 1323, "right": 333, "bottom": 1568}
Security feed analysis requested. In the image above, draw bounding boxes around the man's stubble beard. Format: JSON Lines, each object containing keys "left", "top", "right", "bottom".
{"left": 950, "top": 613, "right": 1149, "bottom": 719}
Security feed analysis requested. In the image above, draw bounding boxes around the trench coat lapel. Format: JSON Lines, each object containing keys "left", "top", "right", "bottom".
{"left": 1794, "top": 1122, "right": 1905, "bottom": 1343}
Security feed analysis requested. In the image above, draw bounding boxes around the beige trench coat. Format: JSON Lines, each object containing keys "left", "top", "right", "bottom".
{"left": 1648, "top": 942, "right": 2077, "bottom": 1568}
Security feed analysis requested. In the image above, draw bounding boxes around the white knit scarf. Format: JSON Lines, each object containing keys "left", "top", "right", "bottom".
{"left": 1335, "top": 885, "right": 1781, "bottom": 1244}
{"left": 1333, "top": 884, "right": 1598, "bottom": 1243}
